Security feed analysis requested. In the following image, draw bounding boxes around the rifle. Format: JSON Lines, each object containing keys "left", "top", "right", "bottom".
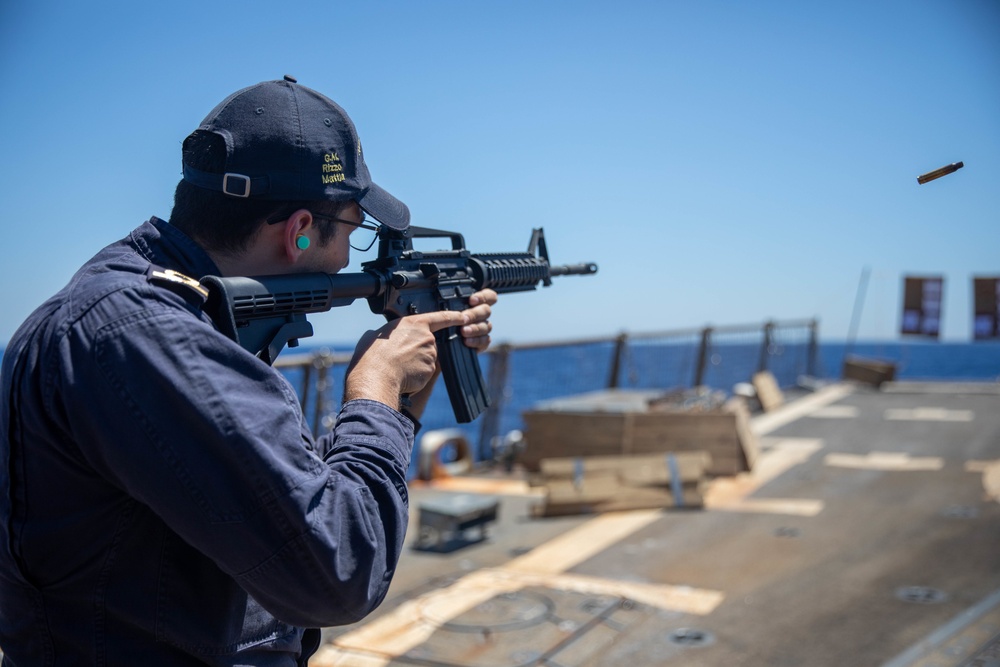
{"left": 200, "top": 226, "right": 598, "bottom": 423}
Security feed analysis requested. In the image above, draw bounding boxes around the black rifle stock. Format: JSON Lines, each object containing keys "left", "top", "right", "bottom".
{"left": 200, "top": 226, "right": 597, "bottom": 423}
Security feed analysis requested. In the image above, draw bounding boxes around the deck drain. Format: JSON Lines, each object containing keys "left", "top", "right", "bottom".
{"left": 579, "top": 596, "right": 617, "bottom": 615}
{"left": 895, "top": 586, "right": 948, "bottom": 604}
{"left": 668, "top": 628, "right": 715, "bottom": 647}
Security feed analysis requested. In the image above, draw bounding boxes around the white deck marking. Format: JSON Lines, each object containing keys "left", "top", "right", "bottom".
{"left": 810, "top": 405, "right": 860, "bottom": 418}
{"left": 714, "top": 497, "right": 825, "bottom": 516}
{"left": 825, "top": 451, "right": 944, "bottom": 471}
{"left": 751, "top": 383, "right": 854, "bottom": 435}
{"left": 884, "top": 407, "right": 974, "bottom": 422}
{"left": 504, "top": 509, "right": 663, "bottom": 574}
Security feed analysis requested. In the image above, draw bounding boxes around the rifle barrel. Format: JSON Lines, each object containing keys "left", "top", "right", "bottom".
{"left": 551, "top": 262, "right": 599, "bottom": 276}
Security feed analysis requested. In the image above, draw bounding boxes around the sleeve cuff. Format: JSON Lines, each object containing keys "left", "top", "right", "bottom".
{"left": 336, "top": 399, "right": 416, "bottom": 458}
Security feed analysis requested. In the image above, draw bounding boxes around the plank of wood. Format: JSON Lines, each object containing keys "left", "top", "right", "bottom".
{"left": 535, "top": 452, "right": 710, "bottom": 516}
{"left": 753, "top": 371, "right": 785, "bottom": 412}
{"left": 535, "top": 484, "right": 706, "bottom": 516}
{"left": 539, "top": 452, "right": 710, "bottom": 483}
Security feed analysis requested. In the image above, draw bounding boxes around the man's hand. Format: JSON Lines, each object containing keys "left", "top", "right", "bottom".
{"left": 345, "top": 310, "right": 468, "bottom": 410}
{"left": 459, "top": 288, "right": 497, "bottom": 352}
{"left": 344, "top": 289, "right": 498, "bottom": 416}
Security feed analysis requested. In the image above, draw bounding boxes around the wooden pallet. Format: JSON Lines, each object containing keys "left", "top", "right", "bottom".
{"left": 531, "top": 451, "right": 711, "bottom": 517}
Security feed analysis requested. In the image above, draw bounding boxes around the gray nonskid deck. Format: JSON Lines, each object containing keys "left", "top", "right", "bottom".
{"left": 315, "top": 382, "right": 1000, "bottom": 667}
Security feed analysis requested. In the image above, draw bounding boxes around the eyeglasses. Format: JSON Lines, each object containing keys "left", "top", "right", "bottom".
{"left": 266, "top": 210, "right": 381, "bottom": 252}
{"left": 312, "top": 213, "right": 380, "bottom": 252}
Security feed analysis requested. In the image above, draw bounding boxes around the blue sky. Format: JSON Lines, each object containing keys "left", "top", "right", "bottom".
{"left": 1, "top": 1, "right": 997, "bottom": 347}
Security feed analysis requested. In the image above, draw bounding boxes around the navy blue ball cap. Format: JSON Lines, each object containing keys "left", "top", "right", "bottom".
{"left": 181, "top": 76, "right": 409, "bottom": 230}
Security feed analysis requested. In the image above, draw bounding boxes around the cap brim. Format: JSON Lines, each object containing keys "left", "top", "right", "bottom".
{"left": 358, "top": 183, "right": 410, "bottom": 230}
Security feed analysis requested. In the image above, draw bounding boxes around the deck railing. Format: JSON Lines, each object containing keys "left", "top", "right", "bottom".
{"left": 275, "top": 318, "right": 819, "bottom": 463}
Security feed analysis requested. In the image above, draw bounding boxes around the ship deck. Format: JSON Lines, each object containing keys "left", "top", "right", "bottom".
{"left": 313, "top": 381, "right": 1000, "bottom": 667}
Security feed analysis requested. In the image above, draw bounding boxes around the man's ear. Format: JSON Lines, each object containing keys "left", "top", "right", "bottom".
{"left": 283, "top": 209, "right": 313, "bottom": 262}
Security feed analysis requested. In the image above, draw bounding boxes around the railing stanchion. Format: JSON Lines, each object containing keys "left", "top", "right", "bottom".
{"left": 478, "top": 344, "right": 512, "bottom": 464}
{"left": 758, "top": 321, "right": 774, "bottom": 373}
{"left": 607, "top": 333, "right": 628, "bottom": 389}
{"left": 694, "top": 327, "right": 713, "bottom": 387}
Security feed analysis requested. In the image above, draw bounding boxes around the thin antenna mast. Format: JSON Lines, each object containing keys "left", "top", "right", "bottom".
{"left": 845, "top": 265, "right": 871, "bottom": 357}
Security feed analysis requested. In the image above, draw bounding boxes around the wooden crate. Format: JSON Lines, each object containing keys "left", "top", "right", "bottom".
{"left": 520, "top": 389, "right": 758, "bottom": 476}
{"left": 842, "top": 356, "right": 897, "bottom": 387}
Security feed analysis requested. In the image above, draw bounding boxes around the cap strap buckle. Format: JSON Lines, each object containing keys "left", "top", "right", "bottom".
{"left": 222, "top": 173, "right": 252, "bottom": 198}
